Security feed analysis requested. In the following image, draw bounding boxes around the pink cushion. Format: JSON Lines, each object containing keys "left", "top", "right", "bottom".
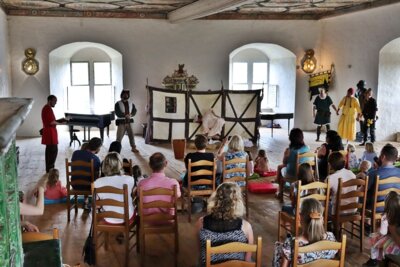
{"left": 248, "top": 182, "right": 278, "bottom": 194}
{"left": 255, "top": 170, "right": 277, "bottom": 177}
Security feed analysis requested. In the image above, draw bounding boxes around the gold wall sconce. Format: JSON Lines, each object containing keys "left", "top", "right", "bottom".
{"left": 301, "top": 49, "right": 317, "bottom": 74}
{"left": 22, "top": 48, "right": 39, "bottom": 75}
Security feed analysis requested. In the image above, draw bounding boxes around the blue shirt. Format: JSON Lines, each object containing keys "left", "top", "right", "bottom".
{"left": 71, "top": 150, "right": 101, "bottom": 185}
{"left": 367, "top": 165, "right": 400, "bottom": 210}
{"left": 286, "top": 145, "right": 310, "bottom": 178}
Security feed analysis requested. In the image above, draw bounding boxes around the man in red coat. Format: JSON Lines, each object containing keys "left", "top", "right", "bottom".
{"left": 41, "top": 95, "right": 66, "bottom": 172}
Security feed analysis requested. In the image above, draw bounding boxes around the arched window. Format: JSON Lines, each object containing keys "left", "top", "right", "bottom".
{"left": 229, "top": 44, "right": 296, "bottom": 114}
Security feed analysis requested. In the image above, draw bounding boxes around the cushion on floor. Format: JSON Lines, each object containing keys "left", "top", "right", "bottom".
{"left": 248, "top": 180, "right": 278, "bottom": 194}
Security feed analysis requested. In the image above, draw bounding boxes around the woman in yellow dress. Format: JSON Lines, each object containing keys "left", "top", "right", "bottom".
{"left": 336, "top": 88, "right": 362, "bottom": 142}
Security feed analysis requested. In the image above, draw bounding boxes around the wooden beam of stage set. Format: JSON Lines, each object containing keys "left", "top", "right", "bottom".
{"left": 168, "top": 0, "right": 251, "bottom": 23}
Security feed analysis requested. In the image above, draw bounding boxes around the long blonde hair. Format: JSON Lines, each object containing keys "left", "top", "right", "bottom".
{"left": 300, "top": 198, "right": 325, "bottom": 243}
{"left": 228, "top": 135, "right": 244, "bottom": 152}
{"left": 207, "top": 182, "right": 245, "bottom": 220}
{"left": 102, "top": 152, "right": 123, "bottom": 176}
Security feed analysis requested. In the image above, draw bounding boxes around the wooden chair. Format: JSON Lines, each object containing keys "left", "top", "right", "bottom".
{"left": 22, "top": 228, "right": 59, "bottom": 243}
{"left": 139, "top": 185, "right": 179, "bottom": 267}
{"left": 65, "top": 158, "right": 95, "bottom": 222}
{"left": 222, "top": 155, "right": 250, "bottom": 217}
{"left": 182, "top": 158, "right": 217, "bottom": 222}
{"left": 293, "top": 234, "right": 347, "bottom": 267}
{"left": 366, "top": 176, "right": 400, "bottom": 233}
{"left": 278, "top": 180, "right": 330, "bottom": 241}
{"left": 333, "top": 177, "right": 368, "bottom": 252}
{"left": 123, "top": 159, "right": 133, "bottom": 176}
{"left": 385, "top": 254, "right": 400, "bottom": 267}
{"left": 296, "top": 151, "right": 319, "bottom": 181}
{"left": 92, "top": 184, "right": 138, "bottom": 267}
{"left": 205, "top": 236, "right": 262, "bottom": 267}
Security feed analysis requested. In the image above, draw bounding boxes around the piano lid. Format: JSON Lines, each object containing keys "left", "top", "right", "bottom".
{"left": 65, "top": 110, "right": 113, "bottom": 116}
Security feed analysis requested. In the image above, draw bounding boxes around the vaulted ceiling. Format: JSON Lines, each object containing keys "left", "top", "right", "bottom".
{"left": 1, "top": 0, "right": 399, "bottom": 22}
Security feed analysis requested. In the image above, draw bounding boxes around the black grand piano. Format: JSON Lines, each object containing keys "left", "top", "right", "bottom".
{"left": 65, "top": 111, "right": 115, "bottom": 146}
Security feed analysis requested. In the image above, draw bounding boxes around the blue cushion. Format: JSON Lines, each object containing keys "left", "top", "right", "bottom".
{"left": 44, "top": 195, "right": 89, "bottom": 205}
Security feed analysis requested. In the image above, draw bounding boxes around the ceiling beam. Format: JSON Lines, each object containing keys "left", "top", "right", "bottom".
{"left": 168, "top": 0, "right": 250, "bottom": 23}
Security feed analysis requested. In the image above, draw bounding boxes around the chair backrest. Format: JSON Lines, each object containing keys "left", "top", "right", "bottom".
{"left": 188, "top": 158, "right": 217, "bottom": 196}
{"left": 296, "top": 152, "right": 319, "bottom": 180}
{"left": 139, "top": 185, "right": 178, "bottom": 228}
{"left": 93, "top": 184, "right": 131, "bottom": 231}
{"left": 335, "top": 177, "right": 368, "bottom": 218}
{"left": 294, "top": 180, "right": 331, "bottom": 234}
{"left": 205, "top": 236, "right": 262, "bottom": 267}
{"left": 123, "top": 159, "right": 133, "bottom": 176}
{"left": 222, "top": 155, "right": 249, "bottom": 185}
{"left": 22, "top": 228, "right": 59, "bottom": 243}
{"left": 65, "top": 158, "right": 95, "bottom": 193}
{"left": 293, "top": 234, "right": 346, "bottom": 267}
{"left": 372, "top": 175, "right": 400, "bottom": 218}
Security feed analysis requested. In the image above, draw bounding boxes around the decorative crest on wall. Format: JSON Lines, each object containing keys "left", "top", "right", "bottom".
{"left": 162, "top": 64, "right": 199, "bottom": 91}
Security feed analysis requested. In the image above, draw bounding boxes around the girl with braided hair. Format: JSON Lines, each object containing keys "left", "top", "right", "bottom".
{"left": 273, "top": 198, "right": 338, "bottom": 266}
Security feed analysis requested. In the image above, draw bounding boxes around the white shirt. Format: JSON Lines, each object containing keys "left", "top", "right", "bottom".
{"left": 94, "top": 175, "right": 135, "bottom": 224}
{"left": 327, "top": 168, "right": 357, "bottom": 215}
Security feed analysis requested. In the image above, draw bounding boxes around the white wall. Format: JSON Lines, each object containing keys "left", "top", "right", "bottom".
{"left": 7, "top": 2, "right": 400, "bottom": 139}
{"left": 8, "top": 17, "right": 319, "bottom": 136}
{"left": 314, "top": 3, "right": 400, "bottom": 139}
{"left": 0, "top": 9, "right": 11, "bottom": 97}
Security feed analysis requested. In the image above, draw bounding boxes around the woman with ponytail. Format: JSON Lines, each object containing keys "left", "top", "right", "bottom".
{"left": 273, "top": 198, "right": 337, "bottom": 266}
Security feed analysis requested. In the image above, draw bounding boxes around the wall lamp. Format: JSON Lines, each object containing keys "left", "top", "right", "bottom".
{"left": 301, "top": 49, "right": 317, "bottom": 74}
{"left": 22, "top": 48, "right": 39, "bottom": 75}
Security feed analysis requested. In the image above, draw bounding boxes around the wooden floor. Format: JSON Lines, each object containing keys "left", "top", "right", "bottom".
{"left": 17, "top": 127, "right": 400, "bottom": 267}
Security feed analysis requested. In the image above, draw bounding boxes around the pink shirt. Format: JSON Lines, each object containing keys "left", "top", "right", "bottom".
{"left": 44, "top": 181, "right": 67, "bottom": 200}
{"left": 138, "top": 172, "right": 181, "bottom": 215}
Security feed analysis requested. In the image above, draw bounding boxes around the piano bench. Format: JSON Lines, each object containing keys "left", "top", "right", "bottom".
{"left": 72, "top": 129, "right": 80, "bottom": 133}
{"left": 141, "top": 123, "right": 147, "bottom": 138}
{"left": 70, "top": 131, "right": 81, "bottom": 147}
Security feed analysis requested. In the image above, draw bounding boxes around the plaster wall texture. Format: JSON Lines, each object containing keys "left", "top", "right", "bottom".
{"left": 7, "top": 17, "right": 319, "bottom": 137}
{"left": 6, "top": 2, "right": 400, "bottom": 140}
{"left": 0, "top": 9, "right": 11, "bottom": 97}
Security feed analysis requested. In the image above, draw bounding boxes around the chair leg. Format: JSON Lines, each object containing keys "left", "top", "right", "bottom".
{"left": 188, "top": 197, "right": 192, "bottom": 223}
{"left": 74, "top": 195, "right": 78, "bottom": 214}
{"left": 278, "top": 212, "right": 282, "bottom": 241}
{"left": 140, "top": 232, "right": 145, "bottom": 267}
{"left": 105, "top": 232, "right": 109, "bottom": 250}
{"left": 175, "top": 232, "right": 179, "bottom": 267}
{"left": 360, "top": 220, "right": 364, "bottom": 252}
{"left": 67, "top": 196, "right": 71, "bottom": 222}
{"left": 125, "top": 231, "right": 129, "bottom": 267}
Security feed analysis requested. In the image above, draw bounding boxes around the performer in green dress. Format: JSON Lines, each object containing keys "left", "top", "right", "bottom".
{"left": 313, "top": 88, "right": 338, "bottom": 141}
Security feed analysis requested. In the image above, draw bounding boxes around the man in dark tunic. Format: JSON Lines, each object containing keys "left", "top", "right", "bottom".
{"left": 356, "top": 80, "right": 367, "bottom": 135}
{"left": 360, "top": 88, "right": 378, "bottom": 145}
{"left": 313, "top": 88, "right": 338, "bottom": 141}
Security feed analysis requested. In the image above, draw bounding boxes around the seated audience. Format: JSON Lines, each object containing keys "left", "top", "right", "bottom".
{"left": 197, "top": 182, "right": 254, "bottom": 266}
{"left": 217, "top": 135, "right": 247, "bottom": 186}
{"left": 276, "top": 128, "right": 310, "bottom": 201}
{"left": 361, "top": 142, "right": 378, "bottom": 168}
{"left": 273, "top": 198, "right": 337, "bottom": 267}
{"left": 254, "top": 149, "right": 271, "bottom": 175}
{"left": 94, "top": 152, "right": 135, "bottom": 224}
{"left": 327, "top": 152, "right": 357, "bottom": 215}
{"left": 71, "top": 137, "right": 102, "bottom": 210}
{"left": 282, "top": 163, "right": 315, "bottom": 216}
{"left": 364, "top": 191, "right": 400, "bottom": 266}
{"left": 44, "top": 168, "right": 67, "bottom": 200}
{"left": 356, "top": 160, "right": 372, "bottom": 180}
{"left": 367, "top": 144, "right": 400, "bottom": 210}
{"left": 246, "top": 151, "right": 254, "bottom": 176}
{"left": 132, "top": 165, "right": 146, "bottom": 186}
{"left": 183, "top": 134, "right": 215, "bottom": 187}
{"left": 317, "top": 130, "right": 344, "bottom": 181}
{"left": 137, "top": 152, "right": 181, "bottom": 215}
{"left": 347, "top": 143, "right": 359, "bottom": 169}
{"left": 101, "top": 140, "right": 130, "bottom": 176}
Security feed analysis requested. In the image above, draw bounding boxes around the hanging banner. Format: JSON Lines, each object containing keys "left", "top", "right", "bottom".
{"left": 308, "top": 65, "right": 334, "bottom": 100}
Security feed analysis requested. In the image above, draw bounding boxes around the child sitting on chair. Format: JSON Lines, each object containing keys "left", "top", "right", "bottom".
{"left": 281, "top": 163, "right": 315, "bottom": 216}
{"left": 356, "top": 160, "right": 372, "bottom": 180}
{"left": 364, "top": 191, "right": 400, "bottom": 266}
{"left": 44, "top": 168, "right": 67, "bottom": 200}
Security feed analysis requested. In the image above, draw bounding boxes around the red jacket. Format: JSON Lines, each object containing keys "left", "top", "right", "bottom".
{"left": 41, "top": 104, "right": 58, "bottom": 145}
